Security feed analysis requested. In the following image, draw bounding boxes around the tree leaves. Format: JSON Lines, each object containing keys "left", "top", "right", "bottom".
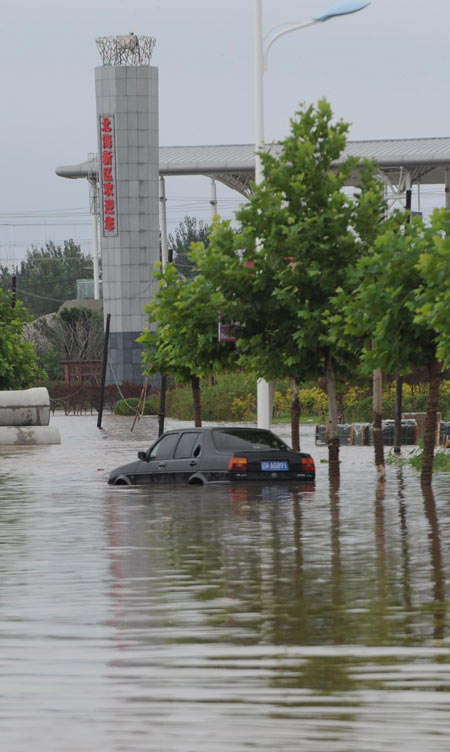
{"left": 138, "top": 260, "right": 236, "bottom": 384}
{"left": 0, "top": 290, "right": 41, "bottom": 389}
{"left": 169, "top": 216, "right": 210, "bottom": 279}
{"left": 1, "top": 240, "right": 93, "bottom": 317}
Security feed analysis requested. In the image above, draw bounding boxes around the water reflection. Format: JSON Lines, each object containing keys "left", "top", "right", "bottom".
{"left": 397, "top": 468, "right": 413, "bottom": 613}
{"left": 104, "top": 476, "right": 449, "bottom": 653}
{"left": 422, "top": 485, "right": 446, "bottom": 644}
{"left": 329, "top": 482, "right": 342, "bottom": 645}
{"left": 1, "top": 416, "right": 450, "bottom": 750}
{"left": 375, "top": 479, "right": 387, "bottom": 644}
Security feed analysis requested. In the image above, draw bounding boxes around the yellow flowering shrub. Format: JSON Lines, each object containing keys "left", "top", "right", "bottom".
{"left": 231, "top": 393, "right": 257, "bottom": 421}
{"left": 299, "top": 387, "right": 328, "bottom": 414}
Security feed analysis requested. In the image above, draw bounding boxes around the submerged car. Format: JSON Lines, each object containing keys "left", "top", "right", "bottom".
{"left": 108, "top": 426, "right": 315, "bottom": 486}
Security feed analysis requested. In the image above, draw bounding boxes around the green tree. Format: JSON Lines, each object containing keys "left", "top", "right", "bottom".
{"left": 0, "top": 290, "right": 41, "bottom": 389}
{"left": 414, "top": 209, "right": 450, "bottom": 368}
{"left": 30, "top": 307, "right": 104, "bottom": 380}
{"left": 193, "top": 101, "right": 385, "bottom": 480}
{"left": 139, "top": 262, "right": 236, "bottom": 426}
{"left": 190, "top": 221, "right": 311, "bottom": 449}
{"left": 7, "top": 240, "right": 93, "bottom": 317}
{"left": 413, "top": 208, "right": 450, "bottom": 483}
{"left": 339, "top": 213, "right": 440, "bottom": 485}
{"left": 0, "top": 266, "right": 12, "bottom": 294}
{"left": 169, "top": 216, "right": 210, "bottom": 278}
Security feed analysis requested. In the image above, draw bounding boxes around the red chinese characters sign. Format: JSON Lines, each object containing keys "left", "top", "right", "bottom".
{"left": 99, "top": 115, "right": 118, "bottom": 235}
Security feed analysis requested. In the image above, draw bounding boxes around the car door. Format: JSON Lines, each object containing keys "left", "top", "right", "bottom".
{"left": 134, "top": 432, "right": 181, "bottom": 484}
{"left": 167, "top": 431, "right": 203, "bottom": 482}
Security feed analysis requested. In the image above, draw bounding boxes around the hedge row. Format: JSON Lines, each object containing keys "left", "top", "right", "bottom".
{"left": 41, "top": 381, "right": 154, "bottom": 415}
{"left": 144, "top": 378, "right": 450, "bottom": 423}
{"left": 38, "top": 375, "right": 450, "bottom": 422}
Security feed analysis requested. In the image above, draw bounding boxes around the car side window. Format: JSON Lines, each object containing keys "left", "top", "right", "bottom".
{"left": 149, "top": 433, "right": 180, "bottom": 460}
{"left": 174, "top": 432, "right": 202, "bottom": 459}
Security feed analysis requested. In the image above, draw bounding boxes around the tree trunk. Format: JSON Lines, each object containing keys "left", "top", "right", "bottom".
{"left": 326, "top": 352, "right": 340, "bottom": 484}
{"left": 290, "top": 377, "right": 300, "bottom": 451}
{"left": 421, "top": 359, "right": 441, "bottom": 487}
{"left": 158, "top": 374, "right": 167, "bottom": 437}
{"left": 191, "top": 375, "right": 202, "bottom": 427}
{"left": 373, "top": 367, "right": 385, "bottom": 480}
{"left": 394, "top": 374, "right": 403, "bottom": 455}
{"left": 421, "top": 485, "right": 445, "bottom": 644}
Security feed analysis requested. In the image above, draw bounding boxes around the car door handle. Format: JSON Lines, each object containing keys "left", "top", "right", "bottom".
{"left": 158, "top": 462, "right": 166, "bottom": 468}
{"left": 189, "top": 460, "right": 197, "bottom": 466}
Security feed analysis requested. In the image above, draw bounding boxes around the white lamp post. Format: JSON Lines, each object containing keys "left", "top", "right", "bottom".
{"left": 254, "top": 0, "right": 370, "bottom": 429}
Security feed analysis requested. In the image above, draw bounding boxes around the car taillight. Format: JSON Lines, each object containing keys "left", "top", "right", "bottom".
{"left": 229, "top": 457, "right": 248, "bottom": 472}
{"left": 302, "top": 457, "right": 315, "bottom": 472}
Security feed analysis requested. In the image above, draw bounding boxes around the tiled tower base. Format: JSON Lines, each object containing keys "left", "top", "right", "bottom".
{"left": 108, "top": 331, "right": 145, "bottom": 384}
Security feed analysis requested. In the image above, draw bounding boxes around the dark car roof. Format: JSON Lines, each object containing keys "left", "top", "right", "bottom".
{"left": 161, "top": 427, "right": 276, "bottom": 434}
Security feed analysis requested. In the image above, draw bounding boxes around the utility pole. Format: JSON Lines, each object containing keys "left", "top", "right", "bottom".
{"left": 97, "top": 313, "right": 111, "bottom": 429}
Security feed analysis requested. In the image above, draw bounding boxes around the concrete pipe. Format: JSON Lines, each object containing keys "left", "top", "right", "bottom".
{"left": 0, "top": 425, "right": 61, "bottom": 445}
{"left": 0, "top": 387, "right": 51, "bottom": 427}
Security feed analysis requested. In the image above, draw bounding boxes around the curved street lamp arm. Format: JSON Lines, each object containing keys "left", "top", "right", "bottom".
{"left": 263, "top": 19, "right": 317, "bottom": 69}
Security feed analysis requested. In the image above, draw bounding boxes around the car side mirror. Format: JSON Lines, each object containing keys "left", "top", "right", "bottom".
{"left": 137, "top": 451, "right": 147, "bottom": 462}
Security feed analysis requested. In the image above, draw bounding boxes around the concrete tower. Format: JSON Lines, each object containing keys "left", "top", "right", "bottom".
{"left": 95, "top": 34, "right": 159, "bottom": 384}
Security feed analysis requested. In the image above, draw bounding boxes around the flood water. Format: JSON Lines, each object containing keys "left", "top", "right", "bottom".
{"left": 1, "top": 414, "right": 450, "bottom": 751}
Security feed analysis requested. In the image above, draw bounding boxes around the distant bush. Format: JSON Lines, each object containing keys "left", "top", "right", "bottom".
{"left": 165, "top": 373, "right": 257, "bottom": 422}
{"left": 300, "top": 387, "right": 329, "bottom": 415}
{"left": 40, "top": 373, "right": 450, "bottom": 423}
{"left": 114, "top": 397, "right": 157, "bottom": 416}
{"left": 343, "top": 392, "right": 450, "bottom": 423}
{"left": 231, "top": 393, "right": 257, "bottom": 421}
{"left": 162, "top": 376, "right": 329, "bottom": 422}
{"left": 158, "top": 375, "right": 450, "bottom": 423}
{"left": 343, "top": 396, "right": 376, "bottom": 423}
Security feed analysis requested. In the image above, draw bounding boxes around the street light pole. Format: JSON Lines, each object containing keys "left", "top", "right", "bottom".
{"left": 254, "top": 0, "right": 265, "bottom": 187}
{"left": 253, "top": 0, "right": 370, "bottom": 429}
{"left": 254, "top": 0, "right": 273, "bottom": 429}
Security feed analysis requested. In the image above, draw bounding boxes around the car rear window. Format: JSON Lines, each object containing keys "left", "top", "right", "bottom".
{"left": 212, "top": 428, "right": 288, "bottom": 452}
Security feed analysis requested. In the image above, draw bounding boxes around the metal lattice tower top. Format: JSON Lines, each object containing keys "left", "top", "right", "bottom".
{"left": 95, "top": 34, "right": 156, "bottom": 66}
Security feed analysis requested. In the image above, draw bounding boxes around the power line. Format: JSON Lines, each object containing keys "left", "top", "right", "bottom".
{"left": 15, "top": 290, "right": 68, "bottom": 303}
{"left": 0, "top": 239, "right": 92, "bottom": 247}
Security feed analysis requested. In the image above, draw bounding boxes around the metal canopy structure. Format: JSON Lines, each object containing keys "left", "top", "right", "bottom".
{"left": 56, "top": 137, "right": 450, "bottom": 199}
{"left": 95, "top": 34, "right": 156, "bottom": 66}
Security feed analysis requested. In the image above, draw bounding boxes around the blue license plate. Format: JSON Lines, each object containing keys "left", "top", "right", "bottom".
{"left": 261, "top": 461, "right": 288, "bottom": 471}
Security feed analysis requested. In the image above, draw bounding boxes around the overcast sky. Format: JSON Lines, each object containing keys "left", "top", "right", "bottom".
{"left": 1, "top": 0, "right": 449, "bottom": 264}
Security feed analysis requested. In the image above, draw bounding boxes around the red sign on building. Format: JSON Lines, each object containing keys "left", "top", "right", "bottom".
{"left": 99, "top": 115, "right": 118, "bottom": 236}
